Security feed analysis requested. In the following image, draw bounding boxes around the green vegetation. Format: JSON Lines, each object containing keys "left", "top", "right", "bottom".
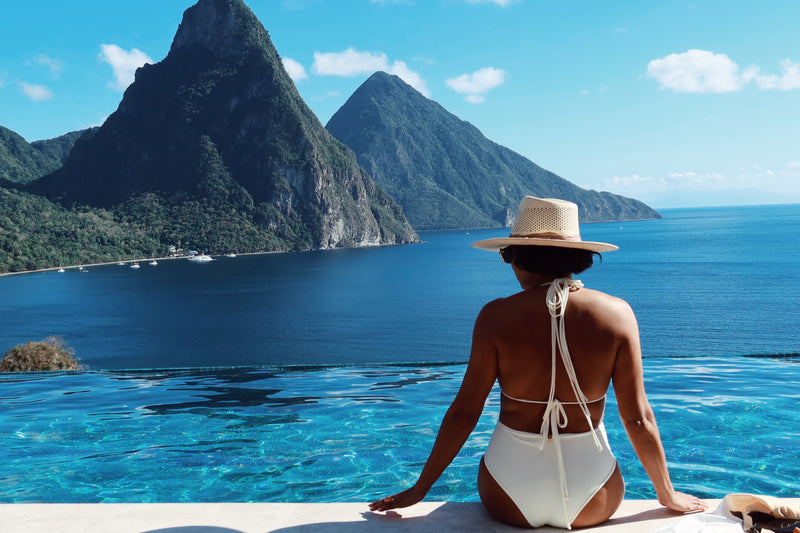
{"left": 0, "top": 185, "right": 311, "bottom": 274}
{"left": 0, "top": 337, "right": 81, "bottom": 372}
{"left": 1, "top": 126, "right": 65, "bottom": 185}
{"left": 0, "top": 187, "right": 164, "bottom": 273}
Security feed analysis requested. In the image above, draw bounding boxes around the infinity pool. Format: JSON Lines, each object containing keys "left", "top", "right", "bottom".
{"left": 2, "top": 356, "right": 799, "bottom": 503}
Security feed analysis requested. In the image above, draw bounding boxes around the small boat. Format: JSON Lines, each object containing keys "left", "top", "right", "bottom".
{"left": 130, "top": 262, "right": 140, "bottom": 269}
{"left": 188, "top": 253, "right": 213, "bottom": 262}
{"left": 226, "top": 253, "right": 237, "bottom": 258}
{"left": 149, "top": 260, "right": 158, "bottom": 266}
{"left": 117, "top": 256, "right": 125, "bottom": 266}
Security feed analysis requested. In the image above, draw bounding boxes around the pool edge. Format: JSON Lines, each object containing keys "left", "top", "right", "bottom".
{"left": 0, "top": 498, "right": 763, "bottom": 532}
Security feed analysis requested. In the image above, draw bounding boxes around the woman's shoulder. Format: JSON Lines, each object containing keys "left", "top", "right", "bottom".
{"left": 574, "top": 288, "right": 637, "bottom": 327}
{"left": 476, "top": 293, "right": 531, "bottom": 325}
{"left": 478, "top": 294, "right": 514, "bottom": 317}
{"left": 577, "top": 286, "right": 630, "bottom": 305}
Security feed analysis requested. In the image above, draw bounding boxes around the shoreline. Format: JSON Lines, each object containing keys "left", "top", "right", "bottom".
{"left": 0, "top": 240, "right": 419, "bottom": 278}
{"left": 0, "top": 250, "right": 282, "bottom": 278}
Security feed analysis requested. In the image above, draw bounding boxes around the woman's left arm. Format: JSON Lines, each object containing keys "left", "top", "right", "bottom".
{"left": 369, "top": 305, "right": 499, "bottom": 512}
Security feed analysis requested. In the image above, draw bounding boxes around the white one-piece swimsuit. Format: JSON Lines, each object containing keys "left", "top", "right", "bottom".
{"left": 482, "top": 278, "right": 619, "bottom": 529}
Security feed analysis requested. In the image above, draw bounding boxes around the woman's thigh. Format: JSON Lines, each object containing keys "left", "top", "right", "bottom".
{"left": 571, "top": 463, "right": 625, "bottom": 528}
{"left": 477, "top": 457, "right": 530, "bottom": 528}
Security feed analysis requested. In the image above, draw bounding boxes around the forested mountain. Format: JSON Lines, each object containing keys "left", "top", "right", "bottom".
{"left": 0, "top": 126, "right": 92, "bottom": 185}
{"left": 327, "top": 72, "right": 660, "bottom": 230}
{"left": 26, "top": 0, "right": 417, "bottom": 257}
{"left": 31, "top": 128, "right": 97, "bottom": 170}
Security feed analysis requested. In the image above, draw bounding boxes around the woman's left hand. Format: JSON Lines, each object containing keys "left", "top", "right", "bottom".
{"left": 369, "top": 485, "right": 426, "bottom": 512}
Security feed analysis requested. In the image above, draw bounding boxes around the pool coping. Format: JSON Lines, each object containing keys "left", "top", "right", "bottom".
{"left": 0, "top": 498, "right": 757, "bottom": 532}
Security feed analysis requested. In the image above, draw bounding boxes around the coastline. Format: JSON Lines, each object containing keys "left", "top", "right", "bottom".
{"left": 0, "top": 250, "right": 281, "bottom": 278}
{"left": 0, "top": 241, "right": 417, "bottom": 278}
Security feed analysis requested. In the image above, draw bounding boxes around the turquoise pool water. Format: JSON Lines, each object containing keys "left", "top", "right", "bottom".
{"left": 2, "top": 356, "right": 799, "bottom": 503}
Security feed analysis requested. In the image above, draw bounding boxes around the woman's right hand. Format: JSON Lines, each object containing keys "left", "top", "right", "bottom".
{"left": 658, "top": 491, "right": 709, "bottom": 513}
{"left": 369, "top": 484, "right": 427, "bottom": 513}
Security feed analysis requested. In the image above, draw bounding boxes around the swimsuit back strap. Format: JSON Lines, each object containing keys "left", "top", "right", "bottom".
{"left": 542, "top": 278, "right": 605, "bottom": 527}
{"left": 543, "top": 278, "right": 603, "bottom": 453}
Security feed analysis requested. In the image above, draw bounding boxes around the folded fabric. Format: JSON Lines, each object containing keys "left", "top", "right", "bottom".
{"left": 650, "top": 512, "right": 746, "bottom": 533}
{"left": 723, "top": 494, "right": 800, "bottom": 531}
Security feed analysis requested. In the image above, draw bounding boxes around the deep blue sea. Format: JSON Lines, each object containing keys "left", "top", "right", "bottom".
{"left": 1, "top": 204, "right": 799, "bottom": 503}
{"left": 2, "top": 204, "right": 799, "bottom": 369}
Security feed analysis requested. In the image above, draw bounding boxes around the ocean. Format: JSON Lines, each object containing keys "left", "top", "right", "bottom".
{"left": 1, "top": 204, "right": 798, "bottom": 369}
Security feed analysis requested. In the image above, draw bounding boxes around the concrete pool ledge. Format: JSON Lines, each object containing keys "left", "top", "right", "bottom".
{"left": 1, "top": 499, "right": 760, "bottom": 533}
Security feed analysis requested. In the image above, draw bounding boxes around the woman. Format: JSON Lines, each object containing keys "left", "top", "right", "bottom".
{"left": 370, "top": 197, "right": 707, "bottom": 529}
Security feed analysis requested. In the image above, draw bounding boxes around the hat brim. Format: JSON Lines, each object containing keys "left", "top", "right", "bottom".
{"left": 471, "top": 237, "right": 618, "bottom": 253}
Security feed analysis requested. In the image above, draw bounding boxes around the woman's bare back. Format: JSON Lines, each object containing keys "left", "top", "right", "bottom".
{"left": 476, "top": 283, "right": 633, "bottom": 434}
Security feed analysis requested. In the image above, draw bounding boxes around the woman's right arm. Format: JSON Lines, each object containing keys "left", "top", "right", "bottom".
{"left": 611, "top": 301, "right": 708, "bottom": 513}
{"left": 369, "top": 303, "right": 500, "bottom": 512}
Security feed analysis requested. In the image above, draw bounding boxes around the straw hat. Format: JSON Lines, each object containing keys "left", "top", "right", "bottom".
{"left": 472, "top": 196, "right": 618, "bottom": 252}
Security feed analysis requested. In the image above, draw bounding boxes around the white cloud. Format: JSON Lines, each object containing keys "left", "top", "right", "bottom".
{"left": 445, "top": 67, "right": 507, "bottom": 103}
{"left": 666, "top": 171, "right": 726, "bottom": 184}
{"left": 282, "top": 57, "right": 308, "bottom": 82}
{"left": 601, "top": 174, "right": 660, "bottom": 190}
{"left": 313, "top": 48, "right": 388, "bottom": 76}
{"left": 312, "top": 47, "right": 430, "bottom": 96}
{"left": 646, "top": 49, "right": 743, "bottom": 93}
{"left": 19, "top": 82, "right": 53, "bottom": 101}
{"left": 34, "top": 54, "right": 64, "bottom": 78}
{"left": 597, "top": 171, "right": 732, "bottom": 198}
{"left": 99, "top": 44, "right": 153, "bottom": 91}
{"left": 751, "top": 59, "right": 800, "bottom": 90}
{"left": 386, "top": 60, "right": 430, "bottom": 96}
{"left": 647, "top": 50, "right": 800, "bottom": 93}
{"left": 596, "top": 163, "right": 800, "bottom": 206}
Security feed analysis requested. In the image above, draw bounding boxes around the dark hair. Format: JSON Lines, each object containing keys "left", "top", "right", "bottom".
{"left": 501, "top": 245, "right": 598, "bottom": 277}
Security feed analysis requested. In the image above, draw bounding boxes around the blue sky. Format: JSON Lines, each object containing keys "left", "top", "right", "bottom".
{"left": 2, "top": 0, "right": 798, "bottom": 208}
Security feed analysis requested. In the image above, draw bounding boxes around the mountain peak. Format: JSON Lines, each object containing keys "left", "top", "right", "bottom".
{"left": 327, "top": 72, "right": 660, "bottom": 229}
{"left": 170, "top": 0, "right": 268, "bottom": 60}
{"left": 30, "top": 0, "right": 418, "bottom": 252}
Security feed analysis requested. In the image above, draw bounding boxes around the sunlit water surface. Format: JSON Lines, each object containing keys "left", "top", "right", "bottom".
{"left": 2, "top": 357, "right": 799, "bottom": 503}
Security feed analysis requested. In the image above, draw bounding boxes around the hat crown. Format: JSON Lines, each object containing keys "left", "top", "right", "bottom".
{"left": 510, "top": 197, "right": 581, "bottom": 241}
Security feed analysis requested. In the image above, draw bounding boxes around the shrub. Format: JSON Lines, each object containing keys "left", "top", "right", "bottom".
{"left": 0, "top": 337, "right": 81, "bottom": 372}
